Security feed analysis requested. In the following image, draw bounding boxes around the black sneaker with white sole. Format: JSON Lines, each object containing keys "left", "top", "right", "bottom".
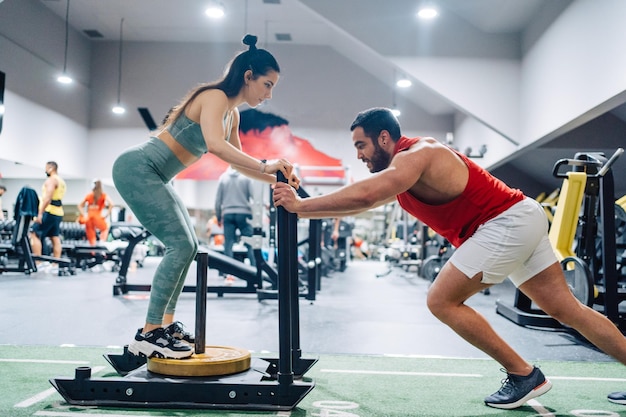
{"left": 164, "top": 321, "right": 195, "bottom": 344}
{"left": 608, "top": 391, "right": 626, "bottom": 404}
{"left": 127, "top": 327, "right": 193, "bottom": 359}
{"left": 484, "top": 366, "right": 552, "bottom": 409}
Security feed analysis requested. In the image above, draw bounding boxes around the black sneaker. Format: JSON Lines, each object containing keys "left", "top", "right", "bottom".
{"left": 484, "top": 366, "right": 552, "bottom": 409}
{"left": 127, "top": 327, "right": 193, "bottom": 359}
{"left": 164, "top": 321, "right": 195, "bottom": 344}
{"left": 608, "top": 392, "right": 626, "bottom": 404}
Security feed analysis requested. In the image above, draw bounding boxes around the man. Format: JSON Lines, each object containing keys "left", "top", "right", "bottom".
{"left": 0, "top": 184, "right": 6, "bottom": 221}
{"left": 272, "top": 107, "right": 626, "bottom": 409}
{"left": 215, "top": 166, "right": 257, "bottom": 268}
{"left": 30, "top": 161, "right": 66, "bottom": 259}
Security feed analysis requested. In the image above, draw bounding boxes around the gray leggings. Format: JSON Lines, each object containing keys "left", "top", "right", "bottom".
{"left": 112, "top": 138, "right": 198, "bottom": 325}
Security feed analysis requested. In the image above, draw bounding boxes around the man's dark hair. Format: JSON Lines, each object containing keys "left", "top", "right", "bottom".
{"left": 46, "top": 161, "right": 58, "bottom": 170}
{"left": 349, "top": 107, "right": 401, "bottom": 142}
{"left": 0, "top": 185, "right": 6, "bottom": 192}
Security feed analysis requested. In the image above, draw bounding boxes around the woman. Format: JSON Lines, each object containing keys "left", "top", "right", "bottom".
{"left": 112, "top": 34, "right": 298, "bottom": 359}
{"left": 77, "top": 179, "right": 113, "bottom": 246}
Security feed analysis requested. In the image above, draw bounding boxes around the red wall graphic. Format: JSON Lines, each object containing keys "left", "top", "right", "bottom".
{"left": 176, "top": 109, "right": 345, "bottom": 182}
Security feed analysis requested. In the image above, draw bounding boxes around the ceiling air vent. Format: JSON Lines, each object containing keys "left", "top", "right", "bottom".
{"left": 275, "top": 33, "right": 292, "bottom": 41}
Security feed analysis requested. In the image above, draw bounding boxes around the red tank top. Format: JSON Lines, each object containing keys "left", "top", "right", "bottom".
{"left": 394, "top": 136, "right": 524, "bottom": 247}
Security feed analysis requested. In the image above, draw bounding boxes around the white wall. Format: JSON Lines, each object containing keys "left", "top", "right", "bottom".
{"left": 392, "top": 57, "right": 521, "bottom": 145}
{"left": 384, "top": 0, "right": 626, "bottom": 168}
{"left": 0, "top": 0, "right": 91, "bottom": 125}
{"left": 1, "top": 90, "right": 88, "bottom": 177}
{"left": 452, "top": 114, "right": 518, "bottom": 169}
{"left": 520, "top": 0, "right": 626, "bottom": 144}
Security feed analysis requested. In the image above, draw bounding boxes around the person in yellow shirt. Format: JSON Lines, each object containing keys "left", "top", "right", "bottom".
{"left": 30, "top": 161, "right": 66, "bottom": 258}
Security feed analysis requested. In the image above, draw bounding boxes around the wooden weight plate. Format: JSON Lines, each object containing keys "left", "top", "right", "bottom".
{"left": 147, "top": 346, "right": 251, "bottom": 377}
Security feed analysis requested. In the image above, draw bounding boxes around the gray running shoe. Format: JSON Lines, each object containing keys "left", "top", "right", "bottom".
{"left": 608, "top": 391, "right": 626, "bottom": 404}
{"left": 127, "top": 327, "right": 193, "bottom": 359}
{"left": 485, "top": 366, "right": 552, "bottom": 409}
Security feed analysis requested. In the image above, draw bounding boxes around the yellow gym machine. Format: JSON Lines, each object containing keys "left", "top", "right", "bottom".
{"left": 497, "top": 148, "right": 625, "bottom": 330}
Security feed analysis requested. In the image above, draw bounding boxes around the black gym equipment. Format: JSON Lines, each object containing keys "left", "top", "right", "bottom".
{"left": 49, "top": 172, "right": 316, "bottom": 410}
{"left": 0, "top": 186, "right": 74, "bottom": 276}
{"left": 257, "top": 185, "right": 320, "bottom": 301}
{"left": 0, "top": 70, "right": 5, "bottom": 135}
{"left": 112, "top": 184, "right": 320, "bottom": 301}
{"left": 496, "top": 148, "right": 624, "bottom": 330}
{"left": 421, "top": 236, "right": 453, "bottom": 282}
{"left": 58, "top": 221, "right": 112, "bottom": 271}
{"left": 113, "top": 240, "right": 275, "bottom": 298}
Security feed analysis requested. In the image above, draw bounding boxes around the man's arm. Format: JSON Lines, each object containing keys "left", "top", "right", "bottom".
{"left": 295, "top": 195, "right": 397, "bottom": 219}
{"left": 273, "top": 150, "right": 422, "bottom": 216}
{"left": 38, "top": 177, "right": 57, "bottom": 218}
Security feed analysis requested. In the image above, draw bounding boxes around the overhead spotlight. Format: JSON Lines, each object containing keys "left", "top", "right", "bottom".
{"left": 396, "top": 79, "right": 412, "bottom": 88}
{"left": 205, "top": 2, "right": 225, "bottom": 19}
{"left": 417, "top": 7, "right": 438, "bottom": 19}
{"left": 112, "top": 104, "right": 126, "bottom": 115}
{"left": 112, "top": 18, "right": 125, "bottom": 115}
{"left": 57, "top": 0, "right": 73, "bottom": 85}
{"left": 57, "top": 74, "right": 73, "bottom": 84}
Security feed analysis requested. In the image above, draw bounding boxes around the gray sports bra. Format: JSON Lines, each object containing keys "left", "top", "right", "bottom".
{"left": 167, "top": 111, "right": 233, "bottom": 158}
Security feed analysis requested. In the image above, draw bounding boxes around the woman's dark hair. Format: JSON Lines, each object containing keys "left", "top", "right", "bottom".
{"left": 349, "top": 107, "right": 401, "bottom": 142}
{"left": 163, "top": 34, "right": 279, "bottom": 128}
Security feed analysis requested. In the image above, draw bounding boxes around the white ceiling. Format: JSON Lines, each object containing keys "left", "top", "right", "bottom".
{"left": 36, "top": 0, "right": 626, "bottom": 195}
{"left": 40, "top": 0, "right": 547, "bottom": 43}
{"left": 38, "top": 0, "right": 558, "bottom": 123}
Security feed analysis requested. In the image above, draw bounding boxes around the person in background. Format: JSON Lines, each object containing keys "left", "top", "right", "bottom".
{"left": 215, "top": 166, "right": 257, "bottom": 267}
{"left": 206, "top": 214, "right": 225, "bottom": 246}
{"left": 30, "top": 161, "right": 66, "bottom": 259}
{"left": 331, "top": 217, "right": 351, "bottom": 271}
{"left": 77, "top": 179, "right": 114, "bottom": 246}
{"left": 112, "top": 34, "right": 298, "bottom": 360}
{"left": 272, "top": 107, "right": 626, "bottom": 410}
{"left": 0, "top": 184, "right": 6, "bottom": 221}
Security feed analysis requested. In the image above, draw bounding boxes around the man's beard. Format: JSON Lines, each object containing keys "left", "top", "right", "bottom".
{"left": 368, "top": 144, "right": 391, "bottom": 173}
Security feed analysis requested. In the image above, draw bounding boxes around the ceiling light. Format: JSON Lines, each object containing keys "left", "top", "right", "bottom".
{"left": 205, "top": 2, "right": 225, "bottom": 19}
{"left": 396, "top": 79, "right": 412, "bottom": 88}
{"left": 417, "top": 7, "right": 438, "bottom": 19}
{"left": 112, "top": 18, "right": 126, "bottom": 115}
{"left": 112, "top": 105, "right": 126, "bottom": 115}
{"left": 57, "top": 0, "right": 73, "bottom": 85}
{"left": 57, "top": 74, "right": 73, "bottom": 84}
{"left": 391, "top": 108, "right": 401, "bottom": 117}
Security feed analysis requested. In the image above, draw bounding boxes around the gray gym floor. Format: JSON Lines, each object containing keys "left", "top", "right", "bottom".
{"left": 0, "top": 256, "right": 613, "bottom": 363}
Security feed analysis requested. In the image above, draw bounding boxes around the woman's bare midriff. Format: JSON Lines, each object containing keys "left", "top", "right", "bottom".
{"left": 156, "top": 130, "right": 199, "bottom": 167}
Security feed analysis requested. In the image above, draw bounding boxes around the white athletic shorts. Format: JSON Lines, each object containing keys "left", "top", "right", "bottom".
{"left": 448, "top": 197, "right": 558, "bottom": 287}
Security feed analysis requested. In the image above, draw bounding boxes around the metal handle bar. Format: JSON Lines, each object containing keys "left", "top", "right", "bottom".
{"left": 552, "top": 148, "right": 623, "bottom": 179}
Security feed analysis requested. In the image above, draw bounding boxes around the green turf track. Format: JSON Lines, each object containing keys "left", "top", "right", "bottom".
{"left": 2, "top": 345, "right": 626, "bottom": 417}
